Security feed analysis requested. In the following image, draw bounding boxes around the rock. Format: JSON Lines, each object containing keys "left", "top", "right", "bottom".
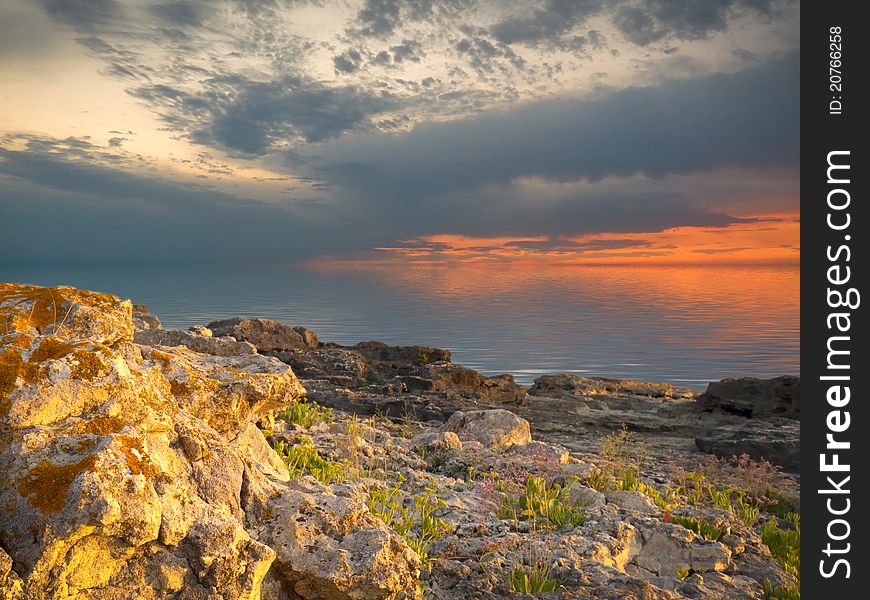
{"left": 134, "top": 327, "right": 257, "bottom": 357}
{"left": 412, "top": 431, "right": 463, "bottom": 451}
{"left": 132, "top": 305, "right": 161, "bottom": 331}
{"left": 0, "top": 284, "right": 420, "bottom": 600}
{"left": 696, "top": 376, "right": 799, "bottom": 419}
{"left": 350, "top": 341, "right": 450, "bottom": 366}
{"left": 0, "top": 548, "right": 24, "bottom": 600}
{"left": 695, "top": 431, "right": 800, "bottom": 471}
{"left": 414, "top": 363, "right": 526, "bottom": 404}
{"left": 260, "top": 479, "right": 422, "bottom": 600}
{"left": 606, "top": 490, "right": 662, "bottom": 515}
{"left": 633, "top": 529, "right": 730, "bottom": 577}
{"left": 187, "top": 325, "right": 212, "bottom": 337}
{"left": 207, "top": 317, "right": 320, "bottom": 353}
{"left": 508, "top": 440, "right": 571, "bottom": 464}
{"left": 139, "top": 343, "right": 305, "bottom": 435}
{"left": 689, "top": 542, "right": 731, "bottom": 572}
{"left": 275, "top": 347, "right": 369, "bottom": 384}
{"left": 443, "top": 409, "right": 531, "bottom": 449}
{"left": 529, "top": 374, "right": 694, "bottom": 401}
{"left": 567, "top": 485, "right": 606, "bottom": 511}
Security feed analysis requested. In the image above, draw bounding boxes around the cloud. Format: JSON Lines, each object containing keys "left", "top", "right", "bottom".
{"left": 454, "top": 36, "right": 526, "bottom": 74}
{"left": 391, "top": 39, "right": 424, "bottom": 63}
{"left": 149, "top": 1, "right": 212, "bottom": 27}
{"left": 2, "top": 3, "right": 799, "bottom": 263}
{"left": 489, "top": 0, "right": 602, "bottom": 45}
{"left": 333, "top": 48, "right": 364, "bottom": 73}
{"left": 613, "top": 0, "right": 783, "bottom": 46}
{"left": 310, "top": 52, "right": 798, "bottom": 236}
{"left": 132, "top": 75, "right": 400, "bottom": 155}
{"left": 503, "top": 238, "right": 653, "bottom": 252}
{"left": 40, "top": 0, "right": 123, "bottom": 29}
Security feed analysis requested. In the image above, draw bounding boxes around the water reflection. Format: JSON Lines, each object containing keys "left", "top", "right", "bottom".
{"left": 1, "top": 262, "right": 799, "bottom": 389}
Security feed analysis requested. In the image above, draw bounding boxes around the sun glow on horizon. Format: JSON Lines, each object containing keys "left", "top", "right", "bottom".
{"left": 308, "top": 213, "right": 799, "bottom": 267}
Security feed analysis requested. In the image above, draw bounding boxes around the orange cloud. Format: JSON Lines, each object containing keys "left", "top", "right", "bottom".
{"left": 313, "top": 214, "right": 799, "bottom": 266}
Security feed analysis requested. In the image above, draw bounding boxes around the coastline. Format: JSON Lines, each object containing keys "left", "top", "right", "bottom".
{"left": 1, "top": 284, "right": 801, "bottom": 599}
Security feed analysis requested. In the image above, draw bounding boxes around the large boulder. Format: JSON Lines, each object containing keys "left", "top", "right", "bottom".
{"left": 443, "top": 409, "right": 531, "bottom": 449}
{"left": 207, "top": 317, "right": 320, "bottom": 353}
{"left": 0, "top": 284, "right": 420, "bottom": 600}
{"left": 696, "top": 376, "right": 799, "bottom": 419}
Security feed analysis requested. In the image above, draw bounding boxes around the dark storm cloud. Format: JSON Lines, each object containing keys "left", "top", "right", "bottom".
{"left": 132, "top": 75, "right": 399, "bottom": 155}
{"left": 315, "top": 52, "right": 798, "bottom": 220}
{"left": 489, "top": 0, "right": 602, "bottom": 45}
{"left": 0, "top": 50, "right": 798, "bottom": 262}
{"left": 0, "top": 144, "right": 237, "bottom": 209}
{"left": 613, "top": 0, "right": 781, "bottom": 46}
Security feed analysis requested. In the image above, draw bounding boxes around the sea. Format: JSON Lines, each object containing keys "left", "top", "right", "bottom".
{"left": 1, "top": 262, "right": 799, "bottom": 390}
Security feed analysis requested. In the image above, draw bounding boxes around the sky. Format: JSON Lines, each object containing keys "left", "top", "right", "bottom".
{"left": 0, "top": 0, "right": 800, "bottom": 266}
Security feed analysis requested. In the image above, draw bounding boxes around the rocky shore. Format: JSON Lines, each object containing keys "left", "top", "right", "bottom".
{"left": 1, "top": 284, "right": 800, "bottom": 599}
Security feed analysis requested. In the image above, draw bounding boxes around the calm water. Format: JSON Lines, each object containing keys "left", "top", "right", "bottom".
{"left": 1, "top": 262, "right": 799, "bottom": 389}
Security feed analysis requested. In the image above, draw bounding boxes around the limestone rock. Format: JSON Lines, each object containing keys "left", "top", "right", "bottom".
{"left": 0, "top": 548, "right": 24, "bottom": 600}
{"left": 135, "top": 327, "right": 257, "bottom": 357}
{"left": 606, "top": 490, "right": 662, "bottom": 515}
{"left": 1, "top": 284, "right": 421, "bottom": 600}
{"left": 696, "top": 376, "right": 799, "bottom": 419}
{"left": 350, "top": 341, "right": 450, "bottom": 366}
{"left": 259, "top": 479, "right": 422, "bottom": 600}
{"left": 207, "top": 317, "right": 320, "bottom": 352}
{"left": 529, "top": 374, "right": 694, "bottom": 401}
{"left": 412, "top": 431, "right": 463, "bottom": 451}
{"left": 415, "top": 363, "right": 526, "bottom": 404}
{"left": 443, "top": 409, "right": 531, "bottom": 449}
{"left": 132, "top": 305, "right": 162, "bottom": 331}
{"left": 695, "top": 431, "right": 800, "bottom": 471}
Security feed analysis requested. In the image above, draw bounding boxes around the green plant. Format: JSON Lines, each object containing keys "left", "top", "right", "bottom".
{"left": 498, "top": 475, "right": 585, "bottom": 529}
{"left": 275, "top": 398, "right": 334, "bottom": 428}
{"left": 366, "top": 486, "right": 450, "bottom": 567}
{"left": 670, "top": 515, "right": 723, "bottom": 542}
{"left": 761, "top": 513, "right": 800, "bottom": 581}
{"left": 273, "top": 438, "right": 348, "bottom": 484}
{"left": 508, "top": 565, "right": 558, "bottom": 593}
{"left": 677, "top": 568, "right": 690, "bottom": 581}
{"left": 424, "top": 450, "right": 451, "bottom": 473}
{"left": 600, "top": 425, "right": 647, "bottom": 479}
{"left": 763, "top": 580, "right": 800, "bottom": 600}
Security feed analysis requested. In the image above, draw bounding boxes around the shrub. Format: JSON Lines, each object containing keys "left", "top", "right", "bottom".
{"left": 509, "top": 565, "right": 558, "bottom": 593}
{"left": 273, "top": 438, "right": 348, "bottom": 484}
{"left": 498, "top": 475, "right": 585, "bottom": 529}
{"left": 764, "top": 580, "right": 800, "bottom": 600}
{"left": 275, "top": 398, "right": 334, "bottom": 428}
{"left": 366, "top": 486, "right": 450, "bottom": 567}
{"left": 761, "top": 513, "right": 800, "bottom": 581}
{"left": 670, "top": 515, "right": 723, "bottom": 542}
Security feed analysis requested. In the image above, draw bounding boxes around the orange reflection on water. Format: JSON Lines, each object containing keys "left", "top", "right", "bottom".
{"left": 307, "top": 261, "right": 800, "bottom": 384}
